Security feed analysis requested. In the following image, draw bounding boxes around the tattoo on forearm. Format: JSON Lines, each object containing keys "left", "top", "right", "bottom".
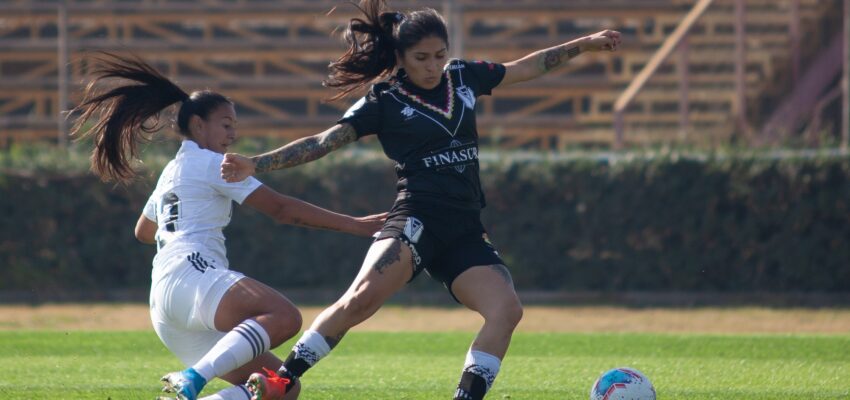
{"left": 540, "top": 45, "right": 581, "bottom": 72}
{"left": 253, "top": 123, "right": 357, "bottom": 173}
{"left": 490, "top": 264, "right": 514, "bottom": 286}
{"left": 373, "top": 240, "right": 402, "bottom": 274}
{"left": 324, "top": 331, "right": 347, "bottom": 349}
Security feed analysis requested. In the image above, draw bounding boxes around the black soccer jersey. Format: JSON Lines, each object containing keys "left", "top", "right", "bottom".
{"left": 339, "top": 59, "right": 506, "bottom": 211}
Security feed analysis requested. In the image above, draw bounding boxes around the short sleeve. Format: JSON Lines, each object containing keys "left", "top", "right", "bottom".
{"left": 463, "top": 60, "right": 506, "bottom": 96}
{"left": 337, "top": 86, "right": 382, "bottom": 138}
{"left": 206, "top": 155, "right": 262, "bottom": 204}
{"left": 142, "top": 194, "right": 157, "bottom": 221}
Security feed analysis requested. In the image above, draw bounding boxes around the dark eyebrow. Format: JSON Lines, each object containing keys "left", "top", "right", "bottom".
{"left": 415, "top": 48, "right": 448, "bottom": 56}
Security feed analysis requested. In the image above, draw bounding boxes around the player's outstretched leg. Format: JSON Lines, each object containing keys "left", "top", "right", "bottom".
{"left": 252, "top": 238, "right": 412, "bottom": 399}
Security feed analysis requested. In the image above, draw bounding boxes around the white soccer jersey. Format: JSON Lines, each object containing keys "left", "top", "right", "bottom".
{"left": 143, "top": 140, "right": 261, "bottom": 269}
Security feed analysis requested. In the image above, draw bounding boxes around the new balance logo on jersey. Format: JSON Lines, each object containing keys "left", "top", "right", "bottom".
{"left": 187, "top": 252, "right": 215, "bottom": 273}
{"left": 400, "top": 105, "right": 417, "bottom": 120}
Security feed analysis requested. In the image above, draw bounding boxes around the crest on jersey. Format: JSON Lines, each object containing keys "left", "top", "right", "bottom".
{"left": 456, "top": 85, "right": 475, "bottom": 110}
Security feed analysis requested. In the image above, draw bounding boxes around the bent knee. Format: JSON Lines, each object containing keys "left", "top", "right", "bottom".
{"left": 266, "top": 308, "right": 302, "bottom": 347}
{"left": 500, "top": 300, "right": 523, "bottom": 328}
{"left": 483, "top": 299, "right": 523, "bottom": 329}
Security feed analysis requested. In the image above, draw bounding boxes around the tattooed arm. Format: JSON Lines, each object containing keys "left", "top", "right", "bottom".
{"left": 222, "top": 123, "right": 358, "bottom": 182}
{"left": 500, "top": 30, "right": 621, "bottom": 87}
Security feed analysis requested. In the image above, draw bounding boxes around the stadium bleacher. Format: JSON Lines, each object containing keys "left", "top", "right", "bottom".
{"left": 0, "top": 0, "right": 841, "bottom": 148}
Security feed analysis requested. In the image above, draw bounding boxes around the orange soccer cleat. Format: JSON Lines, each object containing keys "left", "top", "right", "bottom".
{"left": 246, "top": 367, "right": 292, "bottom": 400}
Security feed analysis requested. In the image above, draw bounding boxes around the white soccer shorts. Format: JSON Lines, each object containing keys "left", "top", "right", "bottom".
{"left": 149, "top": 251, "right": 245, "bottom": 366}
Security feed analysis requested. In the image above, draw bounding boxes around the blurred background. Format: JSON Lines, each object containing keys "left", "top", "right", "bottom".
{"left": 1, "top": 0, "right": 849, "bottom": 305}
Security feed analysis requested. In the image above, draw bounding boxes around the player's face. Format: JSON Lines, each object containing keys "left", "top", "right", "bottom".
{"left": 195, "top": 103, "right": 238, "bottom": 154}
{"left": 398, "top": 35, "right": 449, "bottom": 90}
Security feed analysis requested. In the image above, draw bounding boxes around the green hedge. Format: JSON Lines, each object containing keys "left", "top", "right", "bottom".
{"left": 3, "top": 152, "right": 849, "bottom": 293}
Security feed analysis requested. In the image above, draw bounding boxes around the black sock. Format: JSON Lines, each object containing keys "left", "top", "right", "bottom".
{"left": 282, "top": 351, "right": 313, "bottom": 377}
{"left": 453, "top": 370, "right": 488, "bottom": 400}
{"left": 278, "top": 351, "right": 310, "bottom": 391}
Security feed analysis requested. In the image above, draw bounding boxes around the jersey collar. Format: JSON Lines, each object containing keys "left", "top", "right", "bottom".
{"left": 178, "top": 139, "right": 202, "bottom": 155}
{"left": 395, "top": 68, "right": 448, "bottom": 97}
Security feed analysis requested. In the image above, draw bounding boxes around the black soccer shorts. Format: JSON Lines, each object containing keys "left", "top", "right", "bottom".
{"left": 374, "top": 205, "right": 506, "bottom": 300}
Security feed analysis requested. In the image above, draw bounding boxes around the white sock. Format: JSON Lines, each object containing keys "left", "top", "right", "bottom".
{"left": 192, "top": 319, "right": 271, "bottom": 381}
{"left": 199, "top": 384, "right": 252, "bottom": 400}
{"left": 463, "top": 350, "right": 502, "bottom": 391}
{"left": 292, "top": 329, "right": 331, "bottom": 366}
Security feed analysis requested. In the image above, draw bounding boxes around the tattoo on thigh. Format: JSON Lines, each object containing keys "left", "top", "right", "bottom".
{"left": 373, "top": 240, "right": 402, "bottom": 274}
{"left": 324, "top": 330, "right": 347, "bottom": 349}
{"left": 490, "top": 264, "right": 514, "bottom": 286}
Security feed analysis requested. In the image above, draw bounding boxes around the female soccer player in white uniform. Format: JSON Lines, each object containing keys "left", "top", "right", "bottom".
{"left": 71, "top": 53, "right": 385, "bottom": 400}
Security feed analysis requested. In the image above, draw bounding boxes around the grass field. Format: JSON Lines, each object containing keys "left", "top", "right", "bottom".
{"left": 1, "top": 330, "right": 848, "bottom": 399}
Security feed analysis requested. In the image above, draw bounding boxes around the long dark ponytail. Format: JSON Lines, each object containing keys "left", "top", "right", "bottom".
{"left": 71, "top": 52, "right": 230, "bottom": 183}
{"left": 324, "top": 0, "right": 449, "bottom": 101}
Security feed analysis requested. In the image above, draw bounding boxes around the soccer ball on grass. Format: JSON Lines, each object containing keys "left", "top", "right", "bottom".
{"left": 589, "top": 367, "right": 656, "bottom": 400}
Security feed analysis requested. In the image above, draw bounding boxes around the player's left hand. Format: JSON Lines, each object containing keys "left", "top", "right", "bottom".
{"left": 581, "top": 30, "right": 621, "bottom": 52}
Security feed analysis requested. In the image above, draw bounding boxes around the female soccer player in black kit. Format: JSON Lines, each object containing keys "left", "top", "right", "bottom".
{"left": 221, "top": 1, "right": 620, "bottom": 399}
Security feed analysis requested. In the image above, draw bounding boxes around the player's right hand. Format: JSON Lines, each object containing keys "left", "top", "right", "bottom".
{"left": 221, "top": 153, "right": 255, "bottom": 182}
{"left": 353, "top": 212, "right": 389, "bottom": 237}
